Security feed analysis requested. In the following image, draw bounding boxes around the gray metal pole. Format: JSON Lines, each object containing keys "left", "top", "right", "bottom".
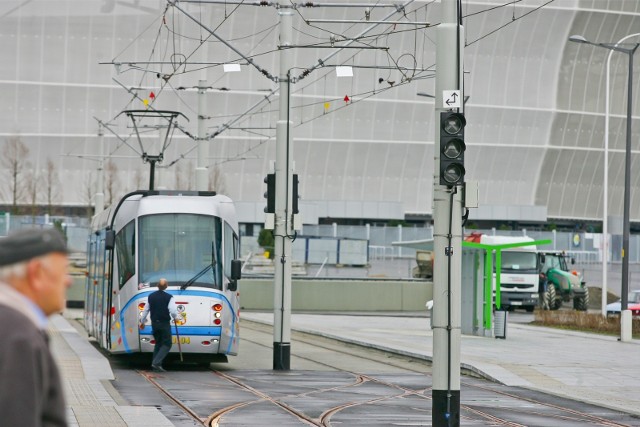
{"left": 273, "top": 4, "right": 294, "bottom": 370}
{"left": 433, "top": 0, "right": 462, "bottom": 425}
{"left": 621, "top": 49, "right": 632, "bottom": 314}
{"left": 620, "top": 46, "right": 636, "bottom": 342}
{"left": 95, "top": 124, "right": 105, "bottom": 214}
{"left": 196, "top": 79, "right": 209, "bottom": 191}
{"left": 604, "top": 33, "right": 640, "bottom": 318}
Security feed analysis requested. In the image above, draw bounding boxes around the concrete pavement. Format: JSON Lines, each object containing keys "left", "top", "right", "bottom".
{"left": 242, "top": 311, "right": 640, "bottom": 417}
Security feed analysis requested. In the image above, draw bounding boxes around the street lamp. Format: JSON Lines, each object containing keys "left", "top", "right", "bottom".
{"left": 603, "top": 33, "right": 640, "bottom": 318}
{"left": 569, "top": 34, "right": 639, "bottom": 341}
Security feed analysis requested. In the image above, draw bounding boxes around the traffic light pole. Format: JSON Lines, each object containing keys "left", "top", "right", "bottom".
{"left": 196, "top": 7, "right": 210, "bottom": 192}
{"left": 432, "top": 0, "right": 463, "bottom": 425}
{"left": 273, "top": 3, "right": 294, "bottom": 370}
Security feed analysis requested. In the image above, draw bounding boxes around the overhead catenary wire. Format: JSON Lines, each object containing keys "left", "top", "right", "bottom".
{"left": 287, "top": 0, "right": 437, "bottom": 97}
{"left": 463, "top": 0, "right": 524, "bottom": 18}
{"left": 466, "top": 0, "right": 556, "bottom": 46}
{"left": 93, "top": 0, "right": 557, "bottom": 171}
{"left": 291, "top": 0, "right": 418, "bottom": 82}
{"left": 82, "top": 0, "right": 435, "bottom": 173}
{"left": 168, "top": 0, "right": 277, "bottom": 81}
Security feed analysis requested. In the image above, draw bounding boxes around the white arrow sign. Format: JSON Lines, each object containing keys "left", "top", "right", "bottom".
{"left": 442, "top": 90, "right": 461, "bottom": 109}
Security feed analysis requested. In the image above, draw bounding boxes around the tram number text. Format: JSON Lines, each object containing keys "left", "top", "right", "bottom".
{"left": 172, "top": 337, "right": 190, "bottom": 344}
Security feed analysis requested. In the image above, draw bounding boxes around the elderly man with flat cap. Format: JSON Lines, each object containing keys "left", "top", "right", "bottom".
{"left": 0, "top": 228, "right": 71, "bottom": 427}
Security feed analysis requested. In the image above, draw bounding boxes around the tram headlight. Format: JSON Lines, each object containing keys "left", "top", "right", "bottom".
{"left": 214, "top": 312, "right": 221, "bottom": 319}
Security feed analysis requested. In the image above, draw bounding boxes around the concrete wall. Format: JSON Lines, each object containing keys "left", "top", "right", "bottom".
{"left": 69, "top": 276, "right": 433, "bottom": 312}
{"left": 238, "top": 278, "right": 433, "bottom": 312}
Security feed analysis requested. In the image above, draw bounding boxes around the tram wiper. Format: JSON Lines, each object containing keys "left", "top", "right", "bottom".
{"left": 181, "top": 263, "right": 212, "bottom": 290}
{"left": 211, "top": 240, "right": 219, "bottom": 290}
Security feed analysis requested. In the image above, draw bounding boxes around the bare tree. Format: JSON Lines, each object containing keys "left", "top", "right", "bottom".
{"left": 105, "top": 160, "right": 120, "bottom": 205}
{"left": 80, "top": 171, "right": 95, "bottom": 219}
{"left": 43, "top": 158, "right": 61, "bottom": 214}
{"left": 186, "top": 160, "right": 194, "bottom": 190}
{"left": 25, "top": 167, "right": 39, "bottom": 219}
{"left": 1, "top": 136, "right": 30, "bottom": 213}
{"left": 208, "top": 165, "right": 226, "bottom": 194}
{"left": 174, "top": 160, "right": 196, "bottom": 191}
{"left": 134, "top": 168, "right": 146, "bottom": 191}
{"left": 174, "top": 162, "right": 185, "bottom": 190}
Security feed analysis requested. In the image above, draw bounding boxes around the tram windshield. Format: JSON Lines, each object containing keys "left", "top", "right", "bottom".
{"left": 139, "top": 213, "right": 223, "bottom": 289}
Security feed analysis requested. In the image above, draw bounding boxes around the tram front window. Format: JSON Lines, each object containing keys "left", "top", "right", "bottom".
{"left": 139, "top": 214, "right": 223, "bottom": 289}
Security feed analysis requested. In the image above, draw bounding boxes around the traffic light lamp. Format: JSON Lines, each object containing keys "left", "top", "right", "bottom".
{"left": 439, "top": 111, "right": 466, "bottom": 186}
{"left": 264, "top": 173, "right": 275, "bottom": 213}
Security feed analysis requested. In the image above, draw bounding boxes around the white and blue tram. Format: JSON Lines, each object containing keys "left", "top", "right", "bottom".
{"left": 84, "top": 191, "right": 242, "bottom": 363}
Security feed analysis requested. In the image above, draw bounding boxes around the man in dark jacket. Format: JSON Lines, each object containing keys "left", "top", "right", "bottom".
{"left": 139, "top": 278, "right": 179, "bottom": 371}
{"left": 0, "top": 229, "right": 71, "bottom": 427}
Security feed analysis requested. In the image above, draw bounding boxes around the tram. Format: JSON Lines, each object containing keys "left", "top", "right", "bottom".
{"left": 84, "top": 190, "right": 242, "bottom": 363}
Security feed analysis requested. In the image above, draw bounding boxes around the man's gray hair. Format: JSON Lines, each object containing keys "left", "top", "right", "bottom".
{"left": 0, "top": 255, "right": 53, "bottom": 283}
{"left": 0, "top": 261, "right": 29, "bottom": 282}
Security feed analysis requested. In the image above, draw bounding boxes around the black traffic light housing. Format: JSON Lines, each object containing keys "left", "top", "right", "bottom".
{"left": 264, "top": 173, "right": 275, "bottom": 213}
{"left": 439, "top": 111, "right": 466, "bottom": 187}
{"left": 292, "top": 174, "right": 299, "bottom": 214}
{"left": 264, "top": 173, "right": 300, "bottom": 214}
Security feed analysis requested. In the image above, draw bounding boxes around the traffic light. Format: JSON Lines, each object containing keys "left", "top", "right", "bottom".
{"left": 264, "top": 173, "right": 275, "bottom": 213}
{"left": 439, "top": 111, "right": 466, "bottom": 186}
{"left": 292, "top": 174, "right": 299, "bottom": 214}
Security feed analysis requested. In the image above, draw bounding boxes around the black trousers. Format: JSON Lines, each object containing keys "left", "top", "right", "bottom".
{"left": 151, "top": 320, "right": 172, "bottom": 367}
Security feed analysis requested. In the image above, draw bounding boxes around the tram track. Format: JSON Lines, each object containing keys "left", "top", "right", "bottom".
{"left": 132, "top": 321, "right": 635, "bottom": 427}
{"left": 245, "top": 322, "right": 634, "bottom": 426}
{"left": 138, "top": 370, "right": 207, "bottom": 426}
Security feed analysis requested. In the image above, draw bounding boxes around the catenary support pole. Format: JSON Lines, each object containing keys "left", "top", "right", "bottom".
{"left": 196, "top": 78, "right": 209, "bottom": 191}
{"left": 273, "top": 3, "right": 294, "bottom": 370}
{"left": 432, "top": 0, "right": 463, "bottom": 425}
{"left": 95, "top": 124, "right": 105, "bottom": 215}
{"left": 196, "top": 7, "right": 211, "bottom": 192}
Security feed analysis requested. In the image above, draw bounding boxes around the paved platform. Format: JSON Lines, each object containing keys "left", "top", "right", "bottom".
{"left": 242, "top": 312, "right": 640, "bottom": 418}
{"left": 49, "top": 313, "right": 173, "bottom": 427}
{"left": 49, "top": 309, "right": 639, "bottom": 425}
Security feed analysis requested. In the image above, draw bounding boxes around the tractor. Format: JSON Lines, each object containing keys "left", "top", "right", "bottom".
{"left": 538, "top": 252, "right": 589, "bottom": 311}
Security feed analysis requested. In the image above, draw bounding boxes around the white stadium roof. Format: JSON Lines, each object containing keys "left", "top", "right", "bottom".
{"left": 0, "top": 0, "right": 638, "bottom": 224}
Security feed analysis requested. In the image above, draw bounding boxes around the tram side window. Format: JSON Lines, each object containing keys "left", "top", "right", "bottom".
{"left": 223, "top": 222, "right": 239, "bottom": 280}
{"left": 115, "top": 221, "right": 136, "bottom": 288}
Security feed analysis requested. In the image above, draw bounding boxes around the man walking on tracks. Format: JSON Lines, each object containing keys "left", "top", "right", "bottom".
{"left": 140, "top": 278, "right": 180, "bottom": 372}
{"left": 0, "top": 228, "right": 71, "bottom": 427}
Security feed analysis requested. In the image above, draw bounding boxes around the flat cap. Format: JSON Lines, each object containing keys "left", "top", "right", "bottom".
{"left": 0, "top": 228, "right": 69, "bottom": 267}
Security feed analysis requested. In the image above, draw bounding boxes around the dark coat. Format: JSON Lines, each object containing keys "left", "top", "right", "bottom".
{"left": 0, "top": 282, "right": 67, "bottom": 427}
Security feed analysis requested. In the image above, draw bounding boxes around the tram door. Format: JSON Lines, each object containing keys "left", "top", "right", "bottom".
{"left": 85, "top": 237, "right": 97, "bottom": 338}
{"left": 96, "top": 237, "right": 108, "bottom": 348}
